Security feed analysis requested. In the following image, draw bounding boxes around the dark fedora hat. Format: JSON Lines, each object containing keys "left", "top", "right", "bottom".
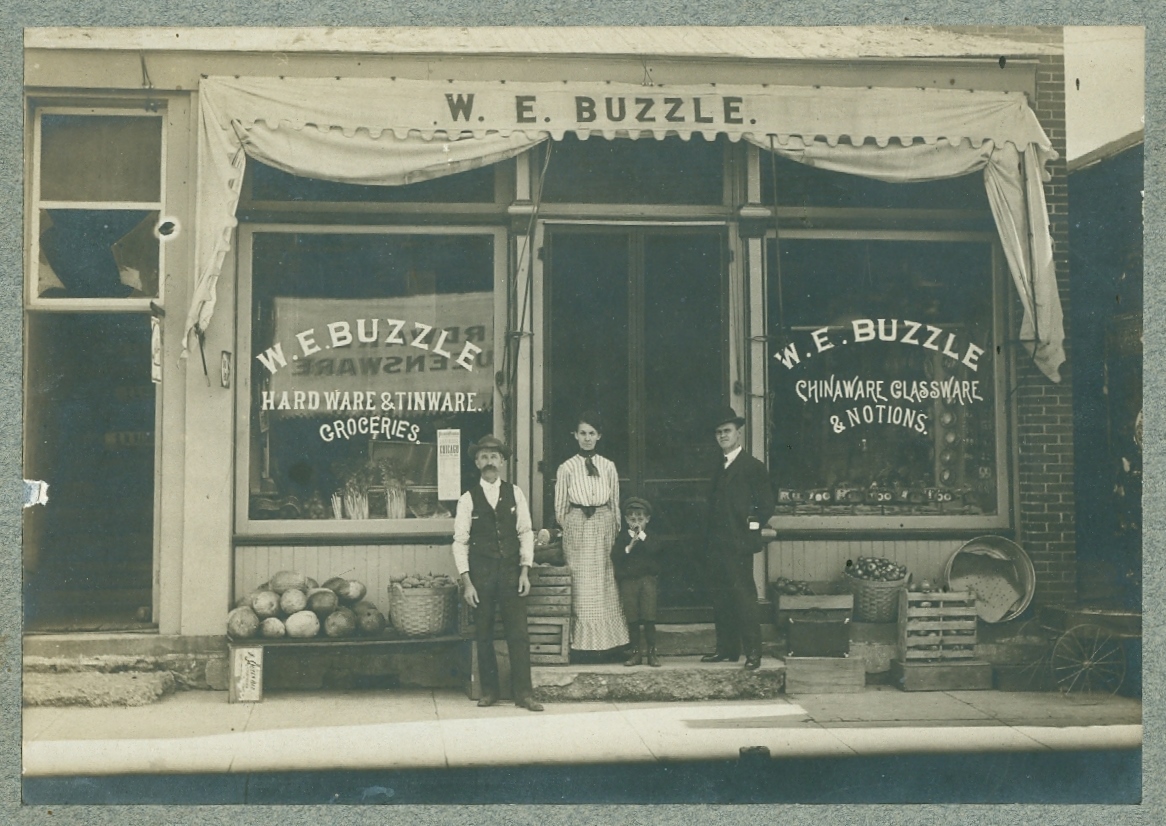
{"left": 713, "top": 406, "right": 746, "bottom": 430}
{"left": 469, "top": 434, "right": 511, "bottom": 459}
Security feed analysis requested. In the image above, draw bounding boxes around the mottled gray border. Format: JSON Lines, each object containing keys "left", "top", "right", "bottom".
{"left": 0, "top": 1, "right": 1158, "bottom": 824}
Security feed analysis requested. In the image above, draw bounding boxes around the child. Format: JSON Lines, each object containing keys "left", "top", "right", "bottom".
{"left": 610, "top": 497, "right": 662, "bottom": 667}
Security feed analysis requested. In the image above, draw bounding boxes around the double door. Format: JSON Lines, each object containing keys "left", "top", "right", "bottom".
{"left": 543, "top": 226, "right": 728, "bottom": 620}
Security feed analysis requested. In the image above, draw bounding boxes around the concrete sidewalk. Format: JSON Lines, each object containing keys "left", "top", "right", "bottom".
{"left": 22, "top": 686, "right": 1142, "bottom": 777}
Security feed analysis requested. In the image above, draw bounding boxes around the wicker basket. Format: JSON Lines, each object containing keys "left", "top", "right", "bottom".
{"left": 389, "top": 583, "right": 457, "bottom": 637}
{"left": 846, "top": 573, "right": 909, "bottom": 623}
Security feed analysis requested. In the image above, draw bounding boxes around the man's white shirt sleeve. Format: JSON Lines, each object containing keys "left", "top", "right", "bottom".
{"left": 451, "top": 491, "right": 475, "bottom": 575}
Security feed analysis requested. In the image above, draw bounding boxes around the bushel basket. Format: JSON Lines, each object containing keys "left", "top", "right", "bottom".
{"left": 846, "top": 573, "right": 909, "bottom": 623}
{"left": 389, "top": 582, "right": 457, "bottom": 637}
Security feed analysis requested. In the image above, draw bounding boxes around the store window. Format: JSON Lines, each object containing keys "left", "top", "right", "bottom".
{"left": 766, "top": 236, "right": 1009, "bottom": 527}
{"left": 247, "top": 159, "right": 498, "bottom": 204}
{"left": 540, "top": 134, "right": 725, "bottom": 205}
{"left": 31, "top": 111, "right": 164, "bottom": 302}
{"left": 239, "top": 228, "right": 499, "bottom": 534}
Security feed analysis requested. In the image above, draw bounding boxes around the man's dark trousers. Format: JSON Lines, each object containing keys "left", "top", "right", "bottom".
{"left": 470, "top": 554, "right": 532, "bottom": 700}
{"left": 709, "top": 543, "right": 761, "bottom": 659}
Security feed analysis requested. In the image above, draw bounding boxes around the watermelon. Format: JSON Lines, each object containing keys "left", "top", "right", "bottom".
{"left": 269, "top": 570, "right": 309, "bottom": 594}
{"left": 338, "top": 580, "right": 367, "bottom": 604}
{"left": 322, "top": 577, "right": 348, "bottom": 593}
{"left": 357, "top": 609, "right": 386, "bottom": 636}
{"left": 285, "top": 610, "right": 321, "bottom": 638}
{"left": 279, "top": 588, "right": 307, "bottom": 615}
{"left": 226, "top": 606, "right": 261, "bottom": 640}
{"left": 250, "top": 590, "right": 281, "bottom": 618}
{"left": 353, "top": 600, "right": 379, "bottom": 614}
{"left": 304, "top": 577, "right": 319, "bottom": 590}
{"left": 324, "top": 607, "right": 357, "bottom": 637}
{"left": 307, "top": 588, "right": 339, "bottom": 616}
{"left": 260, "top": 617, "right": 287, "bottom": 638}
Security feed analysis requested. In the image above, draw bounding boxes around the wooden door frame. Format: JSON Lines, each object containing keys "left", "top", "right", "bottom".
{"left": 536, "top": 220, "right": 735, "bottom": 621}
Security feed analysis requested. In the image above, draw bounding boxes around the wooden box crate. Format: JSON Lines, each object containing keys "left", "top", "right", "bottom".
{"left": 897, "top": 590, "right": 979, "bottom": 662}
{"left": 783, "top": 656, "right": 865, "bottom": 694}
{"left": 890, "top": 659, "right": 994, "bottom": 691}
{"left": 458, "top": 566, "right": 572, "bottom": 664}
{"left": 528, "top": 616, "right": 570, "bottom": 664}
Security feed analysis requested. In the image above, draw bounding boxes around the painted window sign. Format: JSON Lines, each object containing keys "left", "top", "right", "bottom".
{"left": 768, "top": 239, "right": 1001, "bottom": 517}
{"left": 247, "top": 232, "right": 494, "bottom": 522}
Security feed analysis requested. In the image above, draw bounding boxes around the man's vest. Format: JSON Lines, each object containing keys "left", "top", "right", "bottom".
{"left": 467, "top": 481, "right": 521, "bottom": 560}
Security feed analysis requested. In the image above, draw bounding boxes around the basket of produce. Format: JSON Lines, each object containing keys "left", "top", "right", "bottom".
{"left": 388, "top": 573, "right": 458, "bottom": 637}
{"left": 844, "top": 557, "right": 910, "bottom": 623}
{"left": 533, "top": 528, "right": 565, "bottom": 566}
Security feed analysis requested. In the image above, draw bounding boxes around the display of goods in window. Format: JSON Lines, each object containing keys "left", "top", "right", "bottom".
{"left": 225, "top": 572, "right": 386, "bottom": 639}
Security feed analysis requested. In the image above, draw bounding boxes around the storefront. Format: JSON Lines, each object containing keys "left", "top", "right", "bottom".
{"left": 22, "top": 27, "right": 1075, "bottom": 645}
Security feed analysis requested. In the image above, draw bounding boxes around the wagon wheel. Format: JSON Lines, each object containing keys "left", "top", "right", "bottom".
{"left": 1051, "top": 624, "right": 1126, "bottom": 697}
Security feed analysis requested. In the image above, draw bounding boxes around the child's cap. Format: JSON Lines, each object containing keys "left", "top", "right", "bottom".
{"left": 624, "top": 496, "right": 652, "bottom": 516}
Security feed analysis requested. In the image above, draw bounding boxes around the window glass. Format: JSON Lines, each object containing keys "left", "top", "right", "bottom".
{"left": 248, "top": 232, "right": 495, "bottom": 523}
{"left": 541, "top": 134, "right": 724, "bottom": 204}
{"left": 37, "top": 209, "right": 160, "bottom": 299}
{"left": 760, "top": 153, "right": 989, "bottom": 211}
{"left": 247, "top": 159, "right": 497, "bottom": 203}
{"left": 768, "top": 239, "right": 1000, "bottom": 517}
{"left": 40, "top": 115, "right": 162, "bottom": 203}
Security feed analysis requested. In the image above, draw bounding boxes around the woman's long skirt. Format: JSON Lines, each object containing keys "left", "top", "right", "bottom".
{"left": 561, "top": 507, "right": 630, "bottom": 650}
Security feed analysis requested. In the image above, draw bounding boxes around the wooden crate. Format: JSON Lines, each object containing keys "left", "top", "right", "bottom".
{"left": 783, "top": 656, "right": 865, "bottom": 694}
{"left": 528, "top": 615, "right": 570, "bottom": 664}
{"left": 457, "top": 567, "right": 572, "bottom": 664}
{"left": 891, "top": 658, "right": 994, "bottom": 691}
{"left": 897, "top": 590, "right": 979, "bottom": 662}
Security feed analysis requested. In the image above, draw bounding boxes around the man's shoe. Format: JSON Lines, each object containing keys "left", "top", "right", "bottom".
{"left": 515, "top": 696, "right": 544, "bottom": 712}
{"left": 624, "top": 649, "right": 642, "bottom": 667}
{"left": 744, "top": 655, "right": 762, "bottom": 671}
{"left": 646, "top": 648, "right": 661, "bottom": 668}
{"left": 477, "top": 694, "right": 499, "bottom": 707}
{"left": 700, "top": 653, "right": 740, "bottom": 663}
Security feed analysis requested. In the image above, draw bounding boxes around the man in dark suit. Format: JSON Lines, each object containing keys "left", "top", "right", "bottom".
{"left": 700, "top": 407, "right": 775, "bottom": 670}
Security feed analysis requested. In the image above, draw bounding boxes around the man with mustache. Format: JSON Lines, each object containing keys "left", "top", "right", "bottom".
{"left": 451, "top": 435, "right": 543, "bottom": 711}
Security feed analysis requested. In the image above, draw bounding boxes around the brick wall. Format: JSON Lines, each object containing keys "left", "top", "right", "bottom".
{"left": 1015, "top": 37, "right": 1077, "bottom": 606}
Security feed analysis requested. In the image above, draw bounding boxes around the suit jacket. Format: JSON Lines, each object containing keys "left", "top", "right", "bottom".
{"left": 706, "top": 451, "right": 775, "bottom": 555}
{"left": 610, "top": 530, "right": 662, "bottom": 580}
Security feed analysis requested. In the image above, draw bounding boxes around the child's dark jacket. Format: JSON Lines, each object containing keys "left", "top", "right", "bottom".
{"left": 610, "top": 530, "right": 662, "bottom": 580}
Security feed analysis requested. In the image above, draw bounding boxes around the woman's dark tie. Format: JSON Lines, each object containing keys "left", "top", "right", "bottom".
{"left": 579, "top": 450, "right": 599, "bottom": 477}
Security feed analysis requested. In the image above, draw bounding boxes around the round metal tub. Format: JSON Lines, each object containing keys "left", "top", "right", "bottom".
{"left": 943, "top": 536, "right": 1036, "bottom": 623}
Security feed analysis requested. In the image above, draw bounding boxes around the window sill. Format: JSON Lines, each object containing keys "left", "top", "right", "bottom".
{"left": 768, "top": 514, "right": 1011, "bottom": 533}
{"left": 236, "top": 518, "right": 455, "bottom": 544}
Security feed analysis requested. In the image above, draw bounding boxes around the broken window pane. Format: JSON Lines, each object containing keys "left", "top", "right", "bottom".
{"left": 37, "top": 209, "right": 160, "bottom": 299}
{"left": 40, "top": 114, "right": 162, "bottom": 203}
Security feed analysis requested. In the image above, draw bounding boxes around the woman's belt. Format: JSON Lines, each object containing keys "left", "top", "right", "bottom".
{"left": 569, "top": 502, "right": 609, "bottom": 519}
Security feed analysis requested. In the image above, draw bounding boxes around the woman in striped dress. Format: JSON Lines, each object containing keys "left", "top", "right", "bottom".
{"left": 555, "top": 412, "right": 630, "bottom": 657}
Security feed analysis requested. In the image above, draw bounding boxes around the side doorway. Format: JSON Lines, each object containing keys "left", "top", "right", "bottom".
{"left": 543, "top": 226, "right": 728, "bottom": 621}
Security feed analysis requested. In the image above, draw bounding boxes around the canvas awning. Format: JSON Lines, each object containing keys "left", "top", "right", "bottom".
{"left": 188, "top": 76, "right": 1063, "bottom": 380}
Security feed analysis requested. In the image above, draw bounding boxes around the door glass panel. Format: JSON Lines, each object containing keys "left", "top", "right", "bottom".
{"left": 642, "top": 233, "right": 725, "bottom": 479}
{"left": 546, "top": 232, "right": 630, "bottom": 477}
{"left": 545, "top": 228, "right": 725, "bottom": 617}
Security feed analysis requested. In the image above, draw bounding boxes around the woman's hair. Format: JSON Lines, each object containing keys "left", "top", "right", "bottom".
{"left": 574, "top": 410, "right": 603, "bottom": 434}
